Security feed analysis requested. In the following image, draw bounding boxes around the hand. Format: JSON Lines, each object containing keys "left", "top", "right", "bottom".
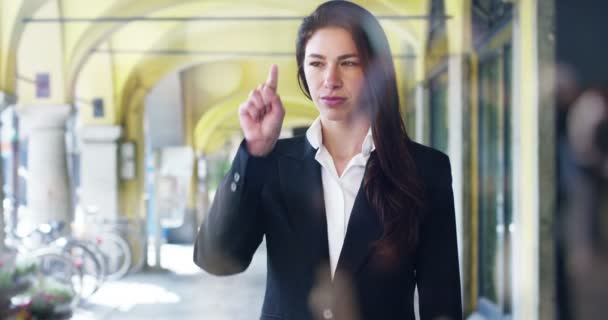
{"left": 238, "top": 64, "right": 285, "bottom": 156}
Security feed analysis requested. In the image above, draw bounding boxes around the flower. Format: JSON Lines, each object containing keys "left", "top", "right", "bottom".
{"left": 15, "top": 309, "right": 32, "bottom": 320}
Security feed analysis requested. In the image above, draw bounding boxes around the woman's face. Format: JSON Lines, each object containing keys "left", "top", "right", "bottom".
{"left": 303, "top": 27, "right": 366, "bottom": 124}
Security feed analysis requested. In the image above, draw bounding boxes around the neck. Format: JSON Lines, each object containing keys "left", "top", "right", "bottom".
{"left": 320, "top": 114, "right": 371, "bottom": 162}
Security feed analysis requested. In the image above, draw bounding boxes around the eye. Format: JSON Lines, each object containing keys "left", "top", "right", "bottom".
{"left": 308, "top": 61, "right": 323, "bottom": 67}
{"left": 341, "top": 60, "right": 360, "bottom": 67}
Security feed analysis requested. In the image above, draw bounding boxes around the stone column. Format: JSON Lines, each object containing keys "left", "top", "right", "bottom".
{"left": 447, "top": 53, "right": 469, "bottom": 301}
{"left": 17, "top": 105, "right": 71, "bottom": 231}
{"left": 79, "top": 125, "right": 122, "bottom": 221}
{"left": 0, "top": 92, "right": 16, "bottom": 250}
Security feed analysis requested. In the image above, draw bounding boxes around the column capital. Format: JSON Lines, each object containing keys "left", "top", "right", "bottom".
{"left": 80, "top": 125, "right": 122, "bottom": 143}
{"left": 16, "top": 104, "right": 71, "bottom": 137}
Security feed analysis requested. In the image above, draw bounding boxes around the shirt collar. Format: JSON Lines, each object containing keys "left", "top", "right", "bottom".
{"left": 305, "top": 117, "right": 375, "bottom": 156}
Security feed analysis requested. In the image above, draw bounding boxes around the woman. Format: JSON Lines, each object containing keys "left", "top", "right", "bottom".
{"left": 194, "top": 1, "right": 462, "bottom": 319}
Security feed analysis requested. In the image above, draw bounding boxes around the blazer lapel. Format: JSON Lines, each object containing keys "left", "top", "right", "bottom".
{"left": 278, "top": 138, "right": 332, "bottom": 284}
{"left": 278, "top": 139, "right": 383, "bottom": 283}
{"left": 335, "top": 162, "right": 383, "bottom": 278}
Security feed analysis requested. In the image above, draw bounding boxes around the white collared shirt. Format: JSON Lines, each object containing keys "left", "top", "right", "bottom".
{"left": 305, "top": 117, "right": 375, "bottom": 278}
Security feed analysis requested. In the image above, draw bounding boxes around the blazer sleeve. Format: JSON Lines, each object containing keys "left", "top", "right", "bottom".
{"left": 415, "top": 153, "right": 463, "bottom": 320}
{"left": 193, "top": 140, "right": 270, "bottom": 275}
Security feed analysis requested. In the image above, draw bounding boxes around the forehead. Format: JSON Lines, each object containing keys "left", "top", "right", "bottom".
{"left": 305, "top": 27, "right": 359, "bottom": 57}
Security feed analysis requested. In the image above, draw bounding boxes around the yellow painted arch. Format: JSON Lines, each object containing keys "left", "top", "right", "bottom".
{"left": 67, "top": 0, "right": 309, "bottom": 99}
{"left": 118, "top": 55, "right": 250, "bottom": 125}
{"left": 65, "top": 0, "right": 202, "bottom": 99}
{"left": 116, "top": 18, "right": 419, "bottom": 127}
{"left": 1, "top": 0, "right": 47, "bottom": 93}
{"left": 69, "top": 0, "right": 423, "bottom": 104}
{"left": 194, "top": 93, "right": 317, "bottom": 154}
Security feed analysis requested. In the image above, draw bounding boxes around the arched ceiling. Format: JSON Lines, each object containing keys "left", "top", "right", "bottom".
{"left": 66, "top": 0, "right": 427, "bottom": 95}
{"left": 77, "top": 0, "right": 427, "bottom": 105}
{"left": 5, "top": 0, "right": 431, "bottom": 154}
{"left": 10, "top": 0, "right": 430, "bottom": 96}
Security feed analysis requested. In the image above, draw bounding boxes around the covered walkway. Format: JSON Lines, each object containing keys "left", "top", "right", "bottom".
{"left": 0, "top": 0, "right": 607, "bottom": 319}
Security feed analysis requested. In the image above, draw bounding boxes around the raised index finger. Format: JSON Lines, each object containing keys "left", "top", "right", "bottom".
{"left": 265, "top": 64, "right": 279, "bottom": 92}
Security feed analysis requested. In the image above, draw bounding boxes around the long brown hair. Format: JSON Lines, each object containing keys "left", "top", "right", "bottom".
{"left": 296, "top": 1, "right": 425, "bottom": 255}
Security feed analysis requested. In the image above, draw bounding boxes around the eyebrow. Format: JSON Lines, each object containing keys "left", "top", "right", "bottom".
{"left": 306, "top": 53, "right": 360, "bottom": 60}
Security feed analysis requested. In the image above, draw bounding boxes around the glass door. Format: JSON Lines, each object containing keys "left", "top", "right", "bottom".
{"left": 477, "top": 44, "right": 512, "bottom": 319}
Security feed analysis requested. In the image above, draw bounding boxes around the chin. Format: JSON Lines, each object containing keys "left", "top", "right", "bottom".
{"left": 320, "top": 109, "right": 352, "bottom": 122}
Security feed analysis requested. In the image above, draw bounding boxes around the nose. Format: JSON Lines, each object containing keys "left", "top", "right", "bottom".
{"left": 323, "top": 64, "right": 342, "bottom": 89}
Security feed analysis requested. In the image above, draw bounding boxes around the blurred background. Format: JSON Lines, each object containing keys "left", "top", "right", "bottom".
{"left": 0, "top": 0, "right": 606, "bottom": 319}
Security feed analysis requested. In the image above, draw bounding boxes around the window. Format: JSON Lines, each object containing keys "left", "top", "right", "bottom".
{"left": 477, "top": 44, "right": 512, "bottom": 318}
{"left": 429, "top": 0, "right": 446, "bottom": 44}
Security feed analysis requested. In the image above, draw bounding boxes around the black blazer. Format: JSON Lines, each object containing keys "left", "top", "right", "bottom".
{"left": 194, "top": 136, "right": 462, "bottom": 320}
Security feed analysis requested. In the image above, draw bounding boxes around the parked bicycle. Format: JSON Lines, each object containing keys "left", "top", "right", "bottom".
{"left": 84, "top": 222, "right": 132, "bottom": 281}
{"left": 32, "top": 221, "right": 106, "bottom": 300}
{"left": 14, "top": 221, "right": 105, "bottom": 300}
{"left": 5, "top": 225, "right": 83, "bottom": 308}
{"left": 82, "top": 210, "right": 141, "bottom": 280}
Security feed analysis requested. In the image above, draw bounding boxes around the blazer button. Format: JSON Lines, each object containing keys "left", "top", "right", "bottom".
{"left": 230, "top": 182, "right": 237, "bottom": 192}
{"left": 234, "top": 172, "right": 240, "bottom": 182}
{"left": 322, "top": 308, "right": 334, "bottom": 319}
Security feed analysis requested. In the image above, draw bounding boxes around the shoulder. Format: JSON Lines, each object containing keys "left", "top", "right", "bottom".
{"left": 406, "top": 141, "right": 452, "bottom": 185}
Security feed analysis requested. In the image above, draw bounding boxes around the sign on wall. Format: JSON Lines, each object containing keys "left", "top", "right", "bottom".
{"left": 35, "top": 73, "right": 50, "bottom": 98}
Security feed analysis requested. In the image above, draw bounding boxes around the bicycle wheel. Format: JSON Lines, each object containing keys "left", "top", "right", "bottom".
{"left": 104, "top": 219, "right": 146, "bottom": 274}
{"left": 84, "top": 240, "right": 109, "bottom": 281}
{"left": 31, "top": 251, "right": 82, "bottom": 308}
{"left": 62, "top": 240, "right": 105, "bottom": 299}
{"left": 94, "top": 232, "right": 132, "bottom": 281}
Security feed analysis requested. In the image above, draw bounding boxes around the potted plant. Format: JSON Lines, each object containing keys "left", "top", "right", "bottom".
{"left": 0, "top": 256, "right": 36, "bottom": 318}
{"left": 0, "top": 253, "right": 75, "bottom": 320}
{"left": 16, "top": 287, "right": 74, "bottom": 320}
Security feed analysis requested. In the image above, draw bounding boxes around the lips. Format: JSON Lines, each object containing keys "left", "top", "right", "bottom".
{"left": 320, "top": 96, "right": 346, "bottom": 107}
